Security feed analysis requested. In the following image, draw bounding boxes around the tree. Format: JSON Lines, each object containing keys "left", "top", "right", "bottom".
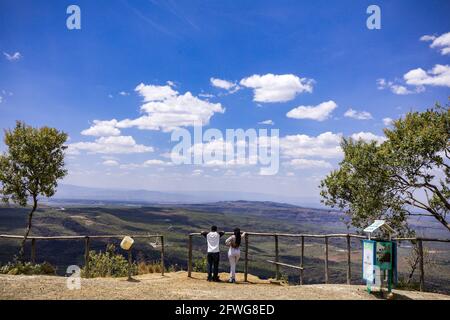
{"left": 320, "top": 105, "right": 449, "bottom": 235}
{"left": 0, "top": 121, "right": 68, "bottom": 261}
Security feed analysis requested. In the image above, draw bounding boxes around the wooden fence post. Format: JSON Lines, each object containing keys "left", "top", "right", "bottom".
{"left": 275, "top": 235, "right": 280, "bottom": 280}
{"left": 418, "top": 239, "right": 424, "bottom": 292}
{"left": 300, "top": 235, "right": 304, "bottom": 285}
{"left": 188, "top": 235, "right": 192, "bottom": 277}
{"left": 31, "top": 238, "right": 36, "bottom": 264}
{"left": 84, "top": 236, "right": 90, "bottom": 278}
{"left": 346, "top": 234, "right": 351, "bottom": 285}
{"left": 160, "top": 236, "right": 165, "bottom": 276}
{"left": 127, "top": 249, "right": 132, "bottom": 281}
{"left": 324, "top": 236, "right": 329, "bottom": 284}
{"left": 244, "top": 233, "right": 249, "bottom": 282}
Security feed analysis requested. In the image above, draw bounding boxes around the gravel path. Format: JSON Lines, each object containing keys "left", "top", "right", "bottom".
{"left": 1, "top": 272, "right": 449, "bottom": 300}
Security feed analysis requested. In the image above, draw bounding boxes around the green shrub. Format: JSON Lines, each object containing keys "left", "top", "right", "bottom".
{"left": 137, "top": 261, "right": 162, "bottom": 274}
{"left": 82, "top": 244, "right": 137, "bottom": 278}
{"left": 0, "top": 261, "right": 56, "bottom": 275}
{"left": 193, "top": 257, "right": 207, "bottom": 273}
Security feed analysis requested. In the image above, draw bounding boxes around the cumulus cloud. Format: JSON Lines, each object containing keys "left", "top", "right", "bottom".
{"left": 344, "top": 108, "right": 373, "bottom": 120}
{"left": 420, "top": 31, "right": 450, "bottom": 55}
{"left": 239, "top": 73, "right": 314, "bottom": 103}
{"left": 280, "top": 132, "right": 343, "bottom": 159}
{"left": 81, "top": 120, "right": 121, "bottom": 137}
{"left": 103, "top": 159, "right": 119, "bottom": 166}
{"left": 119, "top": 159, "right": 173, "bottom": 170}
{"left": 3, "top": 52, "right": 22, "bottom": 61}
{"left": 280, "top": 131, "right": 385, "bottom": 161}
{"left": 210, "top": 78, "right": 240, "bottom": 93}
{"left": 258, "top": 120, "right": 274, "bottom": 125}
{"left": 135, "top": 82, "right": 178, "bottom": 101}
{"left": 350, "top": 132, "right": 386, "bottom": 144}
{"left": 382, "top": 117, "right": 394, "bottom": 126}
{"left": 284, "top": 158, "right": 332, "bottom": 169}
{"left": 286, "top": 100, "right": 337, "bottom": 121}
{"left": 404, "top": 64, "right": 450, "bottom": 88}
{"left": 115, "top": 83, "right": 224, "bottom": 132}
{"left": 68, "top": 136, "right": 154, "bottom": 155}
{"left": 376, "top": 78, "right": 421, "bottom": 95}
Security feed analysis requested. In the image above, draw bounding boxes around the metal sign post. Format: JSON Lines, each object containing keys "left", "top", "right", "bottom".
{"left": 362, "top": 220, "right": 397, "bottom": 297}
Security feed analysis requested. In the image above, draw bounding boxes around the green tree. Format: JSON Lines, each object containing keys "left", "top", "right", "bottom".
{"left": 0, "top": 121, "right": 68, "bottom": 260}
{"left": 320, "top": 105, "right": 450, "bottom": 235}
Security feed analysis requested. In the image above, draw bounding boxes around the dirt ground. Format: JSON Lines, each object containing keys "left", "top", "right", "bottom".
{"left": 1, "top": 272, "right": 449, "bottom": 300}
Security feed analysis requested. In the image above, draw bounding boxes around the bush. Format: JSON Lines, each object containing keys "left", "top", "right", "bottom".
{"left": 82, "top": 244, "right": 137, "bottom": 278}
{"left": 0, "top": 261, "right": 56, "bottom": 275}
{"left": 137, "top": 261, "right": 162, "bottom": 274}
{"left": 193, "top": 257, "right": 207, "bottom": 273}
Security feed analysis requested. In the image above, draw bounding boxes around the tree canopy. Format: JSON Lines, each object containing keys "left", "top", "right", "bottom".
{"left": 320, "top": 105, "right": 450, "bottom": 235}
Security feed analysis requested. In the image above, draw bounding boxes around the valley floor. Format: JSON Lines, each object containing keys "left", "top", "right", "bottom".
{"left": 1, "top": 272, "right": 449, "bottom": 300}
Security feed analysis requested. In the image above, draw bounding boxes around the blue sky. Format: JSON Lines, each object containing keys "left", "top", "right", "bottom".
{"left": 0, "top": 0, "right": 449, "bottom": 203}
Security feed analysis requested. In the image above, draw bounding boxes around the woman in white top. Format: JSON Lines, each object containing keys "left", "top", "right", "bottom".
{"left": 225, "top": 228, "right": 246, "bottom": 283}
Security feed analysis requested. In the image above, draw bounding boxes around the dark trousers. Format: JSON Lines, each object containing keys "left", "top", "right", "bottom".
{"left": 207, "top": 252, "right": 220, "bottom": 280}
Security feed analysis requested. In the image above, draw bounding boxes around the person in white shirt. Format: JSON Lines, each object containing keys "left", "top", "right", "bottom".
{"left": 201, "top": 225, "right": 225, "bottom": 282}
{"left": 225, "top": 228, "right": 246, "bottom": 283}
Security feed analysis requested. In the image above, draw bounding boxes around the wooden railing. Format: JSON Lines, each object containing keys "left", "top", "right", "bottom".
{"left": 188, "top": 232, "right": 450, "bottom": 291}
{"left": 0, "top": 234, "right": 165, "bottom": 277}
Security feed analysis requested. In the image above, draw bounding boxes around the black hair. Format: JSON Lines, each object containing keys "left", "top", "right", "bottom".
{"left": 211, "top": 225, "right": 218, "bottom": 232}
{"left": 234, "top": 228, "right": 241, "bottom": 247}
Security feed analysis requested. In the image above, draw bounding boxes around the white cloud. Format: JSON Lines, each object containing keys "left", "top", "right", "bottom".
{"left": 258, "top": 119, "right": 274, "bottom": 125}
{"left": 81, "top": 120, "right": 121, "bottom": 137}
{"left": 135, "top": 82, "right": 178, "bottom": 101}
{"left": 199, "top": 93, "right": 214, "bottom": 98}
{"left": 210, "top": 78, "right": 240, "bottom": 93}
{"left": 280, "top": 131, "right": 385, "bottom": 160}
{"left": 103, "top": 159, "right": 119, "bottom": 167}
{"left": 3, "top": 52, "right": 22, "bottom": 61}
{"left": 119, "top": 159, "right": 173, "bottom": 170}
{"left": 119, "top": 91, "right": 130, "bottom": 96}
{"left": 143, "top": 159, "right": 172, "bottom": 166}
{"left": 280, "top": 132, "right": 343, "bottom": 159}
{"left": 351, "top": 132, "right": 386, "bottom": 144}
{"left": 382, "top": 117, "right": 393, "bottom": 126}
{"left": 404, "top": 64, "right": 450, "bottom": 88}
{"left": 376, "top": 78, "right": 421, "bottom": 95}
{"left": 390, "top": 84, "right": 415, "bottom": 95}
{"left": 420, "top": 35, "right": 436, "bottom": 42}
{"left": 284, "top": 159, "right": 332, "bottom": 169}
{"left": 115, "top": 83, "right": 224, "bottom": 132}
{"left": 68, "top": 136, "right": 154, "bottom": 154}
{"left": 344, "top": 108, "right": 373, "bottom": 120}
{"left": 286, "top": 100, "right": 337, "bottom": 121}
{"left": 421, "top": 31, "right": 450, "bottom": 55}
{"left": 239, "top": 73, "right": 314, "bottom": 103}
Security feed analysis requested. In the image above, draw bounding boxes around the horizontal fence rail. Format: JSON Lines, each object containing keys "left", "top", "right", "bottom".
{"left": 188, "top": 232, "right": 450, "bottom": 291}
{"left": 0, "top": 234, "right": 165, "bottom": 277}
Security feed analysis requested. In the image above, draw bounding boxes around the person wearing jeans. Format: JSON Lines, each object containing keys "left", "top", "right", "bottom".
{"left": 225, "top": 228, "right": 246, "bottom": 283}
{"left": 201, "top": 226, "right": 225, "bottom": 282}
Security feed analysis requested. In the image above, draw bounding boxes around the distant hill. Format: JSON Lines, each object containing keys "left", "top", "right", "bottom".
{"left": 48, "top": 184, "right": 323, "bottom": 207}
